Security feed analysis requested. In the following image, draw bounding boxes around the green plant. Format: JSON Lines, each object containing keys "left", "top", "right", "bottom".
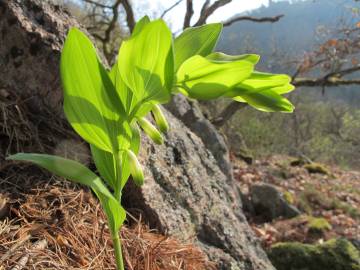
{"left": 7, "top": 17, "right": 294, "bottom": 269}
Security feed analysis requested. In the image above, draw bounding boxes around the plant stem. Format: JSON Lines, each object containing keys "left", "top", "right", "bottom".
{"left": 114, "top": 151, "right": 122, "bottom": 202}
{"left": 111, "top": 230, "right": 125, "bottom": 270}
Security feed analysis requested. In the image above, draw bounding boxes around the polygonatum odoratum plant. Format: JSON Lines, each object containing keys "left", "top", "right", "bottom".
{"left": 8, "top": 16, "right": 295, "bottom": 269}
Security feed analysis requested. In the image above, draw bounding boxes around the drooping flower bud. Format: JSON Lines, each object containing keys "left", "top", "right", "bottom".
{"left": 137, "top": 117, "right": 164, "bottom": 145}
{"left": 152, "top": 104, "right": 169, "bottom": 133}
{"left": 125, "top": 149, "right": 144, "bottom": 186}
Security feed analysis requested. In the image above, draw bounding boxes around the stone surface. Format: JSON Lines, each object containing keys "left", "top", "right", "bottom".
{"left": 124, "top": 110, "right": 275, "bottom": 269}
{"left": 250, "top": 183, "right": 301, "bottom": 221}
{"left": 166, "top": 95, "right": 234, "bottom": 182}
{"left": 0, "top": 1, "right": 276, "bottom": 269}
{"left": 0, "top": 0, "right": 92, "bottom": 113}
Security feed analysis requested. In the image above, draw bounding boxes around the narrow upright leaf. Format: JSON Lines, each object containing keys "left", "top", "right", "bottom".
{"left": 61, "top": 28, "right": 127, "bottom": 153}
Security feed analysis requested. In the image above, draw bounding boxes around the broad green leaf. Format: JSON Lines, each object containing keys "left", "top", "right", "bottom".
{"left": 176, "top": 55, "right": 254, "bottom": 100}
{"left": 137, "top": 117, "right": 163, "bottom": 145}
{"left": 225, "top": 72, "right": 295, "bottom": 97}
{"left": 174, "top": 23, "right": 222, "bottom": 71}
{"left": 206, "top": 52, "right": 260, "bottom": 65}
{"left": 61, "top": 28, "right": 127, "bottom": 153}
{"left": 152, "top": 104, "right": 169, "bottom": 133}
{"left": 7, "top": 153, "right": 125, "bottom": 232}
{"left": 109, "top": 61, "right": 137, "bottom": 115}
{"left": 118, "top": 19, "right": 173, "bottom": 104}
{"left": 233, "top": 89, "right": 294, "bottom": 112}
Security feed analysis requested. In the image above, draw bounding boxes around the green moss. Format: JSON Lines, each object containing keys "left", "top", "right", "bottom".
{"left": 298, "top": 187, "right": 360, "bottom": 220}
{"left": 268, "top": 238, "right": 360, "bottom": 270}
{"left": 308, "top": 217, "right": 332, "bottom": 234}
{"left": 283, "top": 191, "right": 295, "bottom": 204}
{"left": 304, "top": 163, "right": 330, "bottom": 175}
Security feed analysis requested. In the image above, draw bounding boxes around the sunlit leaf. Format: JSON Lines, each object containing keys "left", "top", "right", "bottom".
{"left": 233, "top": 89, "right": 294, "bottom": 112}
{"left": 61, "top": 28, "right": 127, "bottom": 153}
{"left": 225, "top": 72, "right": 294, "bottom": 97}
{"left": 118, "top": 19, "right": 173, "bottom": 104}
{"left": 176, "top": 55, "right": 254, "bottom": 100}
{"left": 174, "top": 23, "right": 222, "bottom": 71}
{"left": 7, "top": 153, "right": 125, "bottom": 232}
{"left": 206, "top": 52, "right": 260, "bottom": 65}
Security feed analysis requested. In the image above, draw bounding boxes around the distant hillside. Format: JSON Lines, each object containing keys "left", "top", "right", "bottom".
{"left": 218, "top": 0, "right": 353, "bottom": 68}
{"left": 217, "top": 0, "right": 360, "bottom": 105}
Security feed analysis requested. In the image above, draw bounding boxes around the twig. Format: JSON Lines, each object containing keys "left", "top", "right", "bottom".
{"left": 10, "top": 239, "right": 47, "bottom": 270}
{"left": 183, "top": 0, "right": 193, "bottom": 29}
{"left": 0, "top": 234, "right": 31, "bottom": 264}
{"left": 223, "top": 14, "right": 284, "bottom": 27}
{"left": 161, "top": 0, "right": 183, "bottom": 18}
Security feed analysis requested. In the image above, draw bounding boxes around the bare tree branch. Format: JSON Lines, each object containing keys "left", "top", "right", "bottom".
{"left": 223, "top": 14, "right": 284, "bottom": 27}
{"left": 161, "top": 0, "right": 183, "bottom": 18}
{"left": 183, "top": 0, "right": 194, "bottom": 29}
{"left": 212, "top": 101, "right": 247, "bottom": 127}
{"left": 193, "top": 0, "right": 232, "bottom": 27}
{"left": 293, "top": 77, "right": 360, "bottom": 87}
{"left": 83, "top": 0, "right": 112, "bottom": 9}
{"left": 121, "top": 0, "right": 135, "bottom": 33}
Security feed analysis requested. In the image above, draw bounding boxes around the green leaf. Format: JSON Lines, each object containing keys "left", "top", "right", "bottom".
{"left": 176, "top": 55, "right": 254, "bottom": 100}
{"left": 61, "top": 28, "right": 127, "bottom": 153}
{"left": 152, "top": 104, "right": 169, "bottom": 133}
{"left": 90, "top": 144, "right": 117, "bottom": 188}
{"left": 137, "top": 117, "right": 163, "bottom": 145}
{"left": 7, "top": 153, "right": 125, "bottom": 232}
{"left": 174, "top": 23, "right": 222, "bottom": 71}
{"left": 132, "top": 16, "right": 150, "bottom": 35}
{"left": 206, "top": 52, "right": 260, "bottom": 65}
{"left": 90, "top": 122, "right": 141, "bottom": 190}
{"left": 233, "top": 90, "right": 294, "bottom": 112}
{"left": 118, "top": 19, "right": 174, "bottom": 104}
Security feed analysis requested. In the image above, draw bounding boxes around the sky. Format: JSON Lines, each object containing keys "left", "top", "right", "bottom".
{"left": 134, "top": 0, "right": 273, "bottom": 31}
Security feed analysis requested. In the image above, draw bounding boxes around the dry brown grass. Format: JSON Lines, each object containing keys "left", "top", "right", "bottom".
{"left": 0, "top": 170, "right": 214, "bottom": 270}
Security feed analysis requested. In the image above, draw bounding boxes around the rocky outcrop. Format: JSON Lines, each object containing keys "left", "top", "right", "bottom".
{"left": 0, "top": 0, "right": 275, "bottom": 269}
{"left": 166, "top": 95, "right": 233, "bottom": 182}
{"left": 250, "top": 183, "right": 301, "bottom": 221}
{"left": 124, "top": 110, "right": 275, "bottom": 269}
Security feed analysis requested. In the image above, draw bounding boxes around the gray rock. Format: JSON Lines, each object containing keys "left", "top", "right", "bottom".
{"left": 123, "top": 110, "right": 275, "bottom": 269}
{"left": 250, "top": 183, "right": 301, "bottom": 221}
{"left": 165, "top": 95, "right": 233, "bottom": 182}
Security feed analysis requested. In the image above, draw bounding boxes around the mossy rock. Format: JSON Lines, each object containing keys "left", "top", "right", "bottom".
{"left": 304, "top": 163, "right": 330, "bottom": 175}
{"left": 308, "top": 217, "right": 332, "bottom": 234}
{"left": 268, "top": 238, "right": 360, "bottom": 270}
{"left": 283, "top": 191, "right": 295, "bottom": 204}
